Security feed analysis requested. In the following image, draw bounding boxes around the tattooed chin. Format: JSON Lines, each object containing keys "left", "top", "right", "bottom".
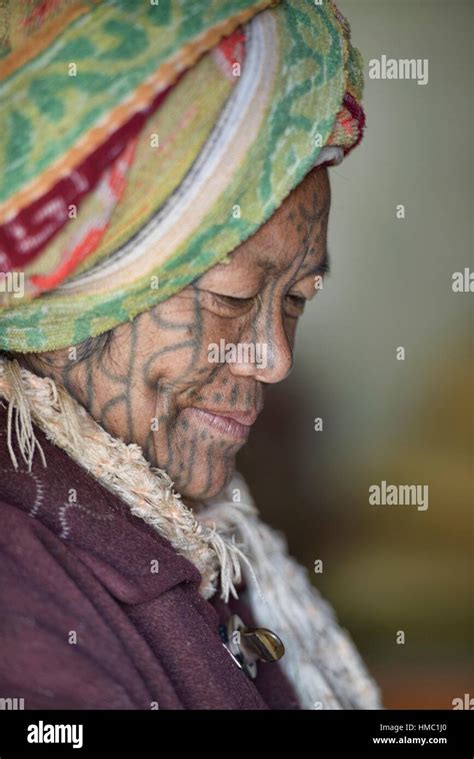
{"left": 153, "top": 405, "right": 250, "bottom": 501}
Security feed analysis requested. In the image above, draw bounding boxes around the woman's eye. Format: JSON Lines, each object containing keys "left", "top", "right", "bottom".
{"left": 285, "top": 293, "right": 307, "bottom": 315}
{"left": 200, "top": 288, "right": 307, "bottom": 317}
{"left": 212, "top": 293, "right": 253, "bottom": 309}
{"left": 287, "top": 294, "right": 306, "bottom": 306}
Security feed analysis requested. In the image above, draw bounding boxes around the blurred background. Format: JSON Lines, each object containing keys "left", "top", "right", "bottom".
{"left": 238, "top": 0, "right": 473, "bottom": 709}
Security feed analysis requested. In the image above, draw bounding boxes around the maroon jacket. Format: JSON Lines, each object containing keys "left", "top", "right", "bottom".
{"left": 0, "top": 406, "right": 300, "bottom": 710}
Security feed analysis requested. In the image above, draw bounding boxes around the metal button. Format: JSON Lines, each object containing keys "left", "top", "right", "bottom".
{"left": 219, "top": 614, "right": 285, "bottom": 680}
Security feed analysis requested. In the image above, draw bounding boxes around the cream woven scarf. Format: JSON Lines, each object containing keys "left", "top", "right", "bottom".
{"left": 0, "top": 357, "right": 381, "bottom": 710}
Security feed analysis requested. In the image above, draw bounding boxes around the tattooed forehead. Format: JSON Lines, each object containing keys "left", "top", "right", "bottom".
{"left": 199, "top": 167, "right": 330, "bottom": 287}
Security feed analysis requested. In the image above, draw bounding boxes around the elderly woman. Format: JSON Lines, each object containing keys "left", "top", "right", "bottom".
{"left": 0, "top": 0, "right": 380, "bottom": 710}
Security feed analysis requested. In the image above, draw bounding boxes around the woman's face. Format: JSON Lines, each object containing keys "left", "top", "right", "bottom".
{"left": 29, "top": 167, "right": 330, "bottom": 504}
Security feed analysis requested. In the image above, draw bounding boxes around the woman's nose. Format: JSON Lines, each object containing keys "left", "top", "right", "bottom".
{"left": 228, "top": 305, "right": 294, "bottom": 384}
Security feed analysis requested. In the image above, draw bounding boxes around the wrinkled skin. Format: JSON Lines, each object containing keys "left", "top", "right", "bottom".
{"left": 21, "top": 167, "right": 330, "bottom": 508}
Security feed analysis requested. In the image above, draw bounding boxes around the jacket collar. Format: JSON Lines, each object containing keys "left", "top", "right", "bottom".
{"left": 0, "top": 403, "right": 205, "bottom": 606}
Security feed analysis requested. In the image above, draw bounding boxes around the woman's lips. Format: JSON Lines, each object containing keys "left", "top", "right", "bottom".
{"left": 184, "top": 407, "right": 257, "bottom": 440}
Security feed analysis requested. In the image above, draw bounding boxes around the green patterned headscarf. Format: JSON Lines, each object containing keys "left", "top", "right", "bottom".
{"left": 0, "top": 0, "right": 365, "bottom": 352}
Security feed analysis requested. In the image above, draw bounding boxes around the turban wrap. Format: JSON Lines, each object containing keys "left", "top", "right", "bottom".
{"left": 0, "top": 0, "right": 365, "bottom": 352}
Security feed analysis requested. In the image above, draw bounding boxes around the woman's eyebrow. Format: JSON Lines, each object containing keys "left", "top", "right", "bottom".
{"left": 315, "top": 252, "right": 330, "bottom": 274}
{"left": 298, "top": 248, "right": 330, "bottom": 278}
{"left": 258, "top": 257, "right": 292, "bottom": 277}
{"left": 257, "top": 247, "right": 330, "bottom": 279}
